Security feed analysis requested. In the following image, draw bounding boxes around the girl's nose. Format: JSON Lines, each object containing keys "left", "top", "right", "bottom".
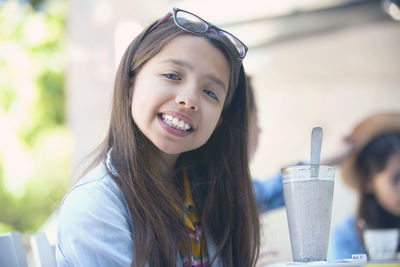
{"left": 175, "top": 89, "right": 199, "bottom": 111}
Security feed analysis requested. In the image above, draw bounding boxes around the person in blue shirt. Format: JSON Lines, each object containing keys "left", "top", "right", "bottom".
{"left": 246, "top": 77, "right": 285, "bottom": 266}
{"left": 57, "top": 8, "right": 261, "bottom": 267}
{"left": 328, "top": 112, "right": 400, "bottom": 260}
{"left": 246, "top": 77, "right": 285, "bottom": 214}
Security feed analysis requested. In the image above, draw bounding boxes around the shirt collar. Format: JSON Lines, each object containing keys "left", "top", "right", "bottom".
{"left": 106, "top": 149, "right": 118, "bottom": 177}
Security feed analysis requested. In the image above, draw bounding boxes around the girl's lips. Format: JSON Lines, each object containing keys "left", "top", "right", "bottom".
{"left": 157, "top": 116, "right": 192, "bottom": 137}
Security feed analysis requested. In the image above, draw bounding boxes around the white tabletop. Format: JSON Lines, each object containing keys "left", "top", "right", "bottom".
{"left": 266, "top": 260, "right": 400, "bottom": 267}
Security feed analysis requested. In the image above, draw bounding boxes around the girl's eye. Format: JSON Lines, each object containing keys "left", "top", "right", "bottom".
{"left": 391, "top": 173, "right": 400, "bottom": 185}
{"left": 163, "top": 73, "right": 180, "bottom": 80}
{"left": 203, "top": 89, "right": 219, "bottom": 101}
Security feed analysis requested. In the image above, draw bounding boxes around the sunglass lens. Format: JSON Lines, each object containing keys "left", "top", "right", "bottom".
{"left": 175, "top": 10, "right": 208, "bottom": 33}
{"left": 218, "top": 31, "right": 246, "bottom": 59}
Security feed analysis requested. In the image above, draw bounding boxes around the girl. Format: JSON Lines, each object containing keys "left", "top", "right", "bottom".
{"left": 328, "top": 112, "right": 400, "bottom": 259}
{"left": 56, "top": 7, "right": 260, "bottom": 267}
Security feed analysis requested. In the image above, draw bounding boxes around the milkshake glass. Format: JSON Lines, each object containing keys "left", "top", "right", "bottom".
{"left": 281, "top": 165, "right": 335, "bottom": 262}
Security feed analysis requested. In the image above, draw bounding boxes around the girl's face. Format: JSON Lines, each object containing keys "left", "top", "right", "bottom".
{"left": 371, "top": 152, "right": 400, "bottom": 216}
{"left": 131, "top": 34, "right": 230, "bottom": 156}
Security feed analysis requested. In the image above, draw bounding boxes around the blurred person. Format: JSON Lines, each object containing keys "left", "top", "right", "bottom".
{"left": 56, "top": 7, "right": 261, "bottom": 267}
{"left": 248, "top": 77, "right": 285, "bottom": 213}
{"left": 247, "top": 77, "right": 284, "bottom": 266}
{"left": 328, "top": 112, "right": 400, "bottom": 259}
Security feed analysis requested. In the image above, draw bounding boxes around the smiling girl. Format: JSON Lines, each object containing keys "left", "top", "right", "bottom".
{"left": 56, "top": 8, "right": 260, "bottom": 267}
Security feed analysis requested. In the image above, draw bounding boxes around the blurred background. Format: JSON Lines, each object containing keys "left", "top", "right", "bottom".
{"left": 1, "top": 0, "right": 399, "bottom": 264}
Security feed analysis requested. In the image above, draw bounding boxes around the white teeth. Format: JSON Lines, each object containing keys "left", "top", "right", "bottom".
{"left": 161, "top": 114, "right": 192, "bottom": 131}
{"left": 172, "top": 117, "right": 179, "bottom": 126}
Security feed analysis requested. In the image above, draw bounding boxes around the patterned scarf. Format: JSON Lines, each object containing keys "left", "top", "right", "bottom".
{"left": 179, "top": 171, "right": 210, "bottom": 267}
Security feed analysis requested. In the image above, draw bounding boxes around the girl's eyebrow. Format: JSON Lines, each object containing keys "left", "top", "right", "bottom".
{"left": 160, "top": 58, "right": 193, "bottom": 69}
{"left": 160, "top": 58, "right": 227, "bottom": 92}
{"left": 204, "top": 74, "right": 227, "bottom": 93}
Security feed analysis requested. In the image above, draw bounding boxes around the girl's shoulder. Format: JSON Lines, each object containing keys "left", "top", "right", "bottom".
{"left": 70, "top": 163, "right": 118, "bottom": 192}
{"left": 330, "top": 215, "right": 365, "bottom": 259}
{"left": 334, "top": 216, "right": 357, "bottom": 235}
{"left": 328, "top": 215, "right": 365, "bottom": 260}
{"left": 60, "top": 162, "right": 129, "bottom": 216}
{"left": 57, "top": 162, "right": 133, "bottom": 266}
{"left": 331, "top": 215, "right": 359, "bottom": 244}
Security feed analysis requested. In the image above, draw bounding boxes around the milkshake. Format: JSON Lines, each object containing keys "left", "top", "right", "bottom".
{"left": 282, "top": 165, "right": 335, "bottom": 262}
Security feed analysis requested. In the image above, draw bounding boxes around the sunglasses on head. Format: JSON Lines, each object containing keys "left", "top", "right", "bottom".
{"left": 148, "top": 7, "right": 248, "bottom": 60}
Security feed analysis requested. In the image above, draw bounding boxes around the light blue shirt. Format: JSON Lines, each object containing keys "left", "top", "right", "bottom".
{"left": 56, "top": 163, "right": 223, "bottom": 267}
{"left": 252, "top": 172, "right": 285, "bottom": 213}
{"left": 328, "top": 216, "right": 366, "bottom": 260}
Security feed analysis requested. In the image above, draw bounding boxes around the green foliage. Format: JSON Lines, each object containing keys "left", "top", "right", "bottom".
{"left": 0, "top": 0, "right": 69, "bottom": 234}
{"left": 0, "top": 0, "right": 65, "bottom": 145}
{"left": 19, "top": 69, "right": 65, "bottom": 145}
{"left": 25, "top": 0, "right": 47, "bottom": 11}
{"left": 0, "top": 85, "right": 17, "bottom": 111}
{"left": 37, "top": 69, "right": 65, "bottom": 125}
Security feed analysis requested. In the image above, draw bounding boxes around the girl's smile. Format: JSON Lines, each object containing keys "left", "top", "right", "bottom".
{"left": 158, "top": 112, "right": 193, "bottom": 137}
{"left": 130, "top": 34, "right": 230, "bottom": 156}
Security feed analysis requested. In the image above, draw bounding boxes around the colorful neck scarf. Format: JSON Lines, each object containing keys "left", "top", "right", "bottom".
{"left": 179, "top": 171, "right": 210, "bottom": 267}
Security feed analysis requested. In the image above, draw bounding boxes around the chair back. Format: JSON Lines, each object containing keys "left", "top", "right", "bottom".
{"left": 30, "top": 233, "right": 57, "bottom": 267}
{"left": 0, "top": 231, "right": 28, "bottom": 267}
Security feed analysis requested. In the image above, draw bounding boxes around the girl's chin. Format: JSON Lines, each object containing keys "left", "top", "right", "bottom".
{"left": 156, "top": 144, "right": 201, "bottom": 156}
{"left": 153, "top": 144, "right": 186, "bottom": 156}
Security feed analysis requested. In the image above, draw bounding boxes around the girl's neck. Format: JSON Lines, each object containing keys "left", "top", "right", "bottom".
{"left": 147, "top": 148, "right": 179, "bottom": 180}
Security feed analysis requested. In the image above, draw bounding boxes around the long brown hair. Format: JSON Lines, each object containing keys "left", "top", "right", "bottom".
{"left": 87, "top": 18, "right": 260, "bottom": 266}
{"left": 355, "top": 132, "right": 400, "bottom": 229}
